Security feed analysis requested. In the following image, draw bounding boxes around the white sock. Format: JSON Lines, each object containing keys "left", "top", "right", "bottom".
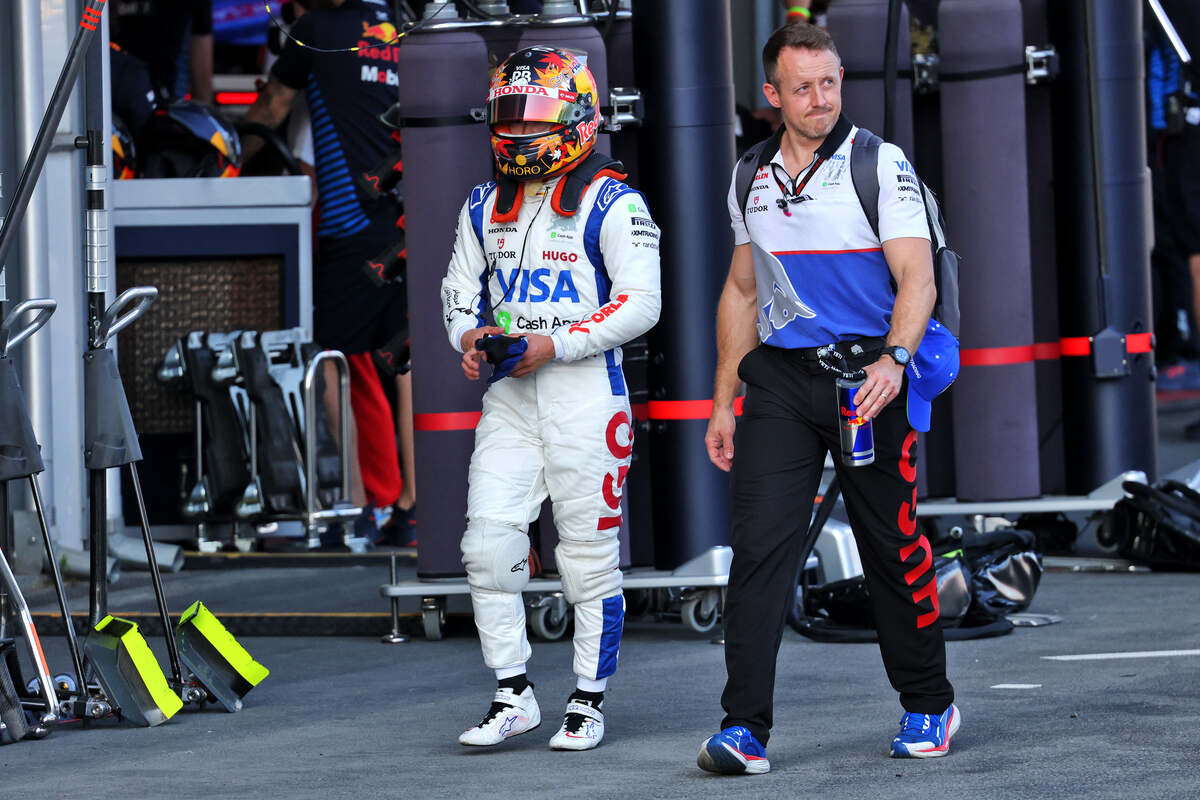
{"left": 575, "top": 676, "right": 607, "bottom": 694}
{"left": 495, "top": 665, "right": 527, "bottom": 682}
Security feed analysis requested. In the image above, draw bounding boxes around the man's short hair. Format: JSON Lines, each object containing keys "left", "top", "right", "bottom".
{"left": 762, "top": 23, "right": 840, "bottom": 87}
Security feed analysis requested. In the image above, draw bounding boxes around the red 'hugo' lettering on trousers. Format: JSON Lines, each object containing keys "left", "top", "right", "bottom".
{"left": 899, "top": 430, "right": 917, "bottom": 483}
{"left": 597, "top": 411, "right": 633, "bottom": 531}
{"left": 895, "top": 429, "right": 937, "bottom": 626}
{"left": 900, "top": 537, "right": 939, "bottom": 627}
{"left": 897, "top": 430, "right": 918, "bottom": 534}
{"left": 899, "top": 537, "right": 933, "bottom": 585}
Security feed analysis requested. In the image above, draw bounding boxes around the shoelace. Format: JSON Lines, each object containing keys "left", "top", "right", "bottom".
{"left": 898, "top": 712, "right": 933, "bottom": 738}
{"left": 563, "top": 700, "right": 600, "bottom": 734}
{"left": 479, "top": 700, "right": 518, "bottom": 727}
{"left": 563, "top": 712, "right": 590, "bottom": 734}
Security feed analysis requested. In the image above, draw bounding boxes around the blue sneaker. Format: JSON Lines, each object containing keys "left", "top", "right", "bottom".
{"left": 890, "top": 703, "right": 961, "bottom": 758}
{"left": 697, "top": 726, "right": 770, "bottom": 775}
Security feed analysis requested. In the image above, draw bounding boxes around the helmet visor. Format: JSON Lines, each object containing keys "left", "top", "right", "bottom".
{"left": 487, "top": 89, "right": 578, "bottom": 126}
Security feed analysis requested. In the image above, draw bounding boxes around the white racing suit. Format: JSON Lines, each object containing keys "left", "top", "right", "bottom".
{"left": 441, "top": 174, "right": 661, "bottom": 681}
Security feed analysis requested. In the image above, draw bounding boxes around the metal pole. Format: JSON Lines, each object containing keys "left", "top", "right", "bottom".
{"left": 0, "top": 0, "right": 108, "bottom": 272}
{"left": 29, "top": 475, "right": 87, "bottom": 694}
{"left": 128, "top": 463, "right": 183, "bottom": 686}
{"left": 87, "top": 468, "right": 106, "bottom": 629}
{"left": 1, "top": 171, "right": 7, "bottom": 324}
{"left": 381, "top": 553, "right": 409, "bottom": 644}
{"left": 83, "top": 128, "right": 109, "bottom": 629}
{"left": 1146, "top": 0, "right": 1192, "bottom": 65}
{"left": 0, "top": 481, "right": 9, "bottom": 640}
{"left": 0, "top": 546, "right": 58, "bottom": 725}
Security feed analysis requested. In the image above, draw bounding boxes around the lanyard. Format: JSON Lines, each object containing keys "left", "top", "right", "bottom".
{"left": 770, "top": 157, "right": 824, "bottom": 217}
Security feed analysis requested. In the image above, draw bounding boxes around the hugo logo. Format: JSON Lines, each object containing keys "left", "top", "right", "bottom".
{"left": 542, "top": 251, "right": 578, "bottom": 263}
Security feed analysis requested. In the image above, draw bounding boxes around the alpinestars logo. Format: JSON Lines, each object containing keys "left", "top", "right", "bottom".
{"left": 510, "top": 557, "right": 528, "bottom": 573}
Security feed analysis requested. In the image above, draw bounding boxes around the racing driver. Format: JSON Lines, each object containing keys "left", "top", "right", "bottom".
{"left": 441, "top": 45, "right": 661, "bottom": 751}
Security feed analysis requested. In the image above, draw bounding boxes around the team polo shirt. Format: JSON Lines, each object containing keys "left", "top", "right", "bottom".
{"left": 728, "top": 118, "right": 929, "bottom": 349}
{"left": 271, "top": 0, "right": 398, "bottom": 241}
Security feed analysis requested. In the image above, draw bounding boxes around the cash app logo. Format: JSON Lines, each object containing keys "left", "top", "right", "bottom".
{"left": 497, "top": 311, "right": 512, "bottom": 333}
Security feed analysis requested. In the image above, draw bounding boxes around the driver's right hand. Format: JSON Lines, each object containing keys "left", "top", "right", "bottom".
{"left": 460, "top": 326, "right": 506, "bottom": 381}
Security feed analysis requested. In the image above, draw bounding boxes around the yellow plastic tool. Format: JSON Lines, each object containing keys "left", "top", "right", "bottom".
{"left": 176, "top": 601, "right": 269, "bottom": 712}
{"left": 84, "top": 616, "right": 182, "bottom": 727}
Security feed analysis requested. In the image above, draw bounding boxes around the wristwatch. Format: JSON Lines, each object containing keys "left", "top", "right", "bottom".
{"left": 883, "top": 345, "right": 911, "bottom": 367}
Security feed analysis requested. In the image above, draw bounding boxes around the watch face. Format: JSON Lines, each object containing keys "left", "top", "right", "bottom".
{"left": 891, "top": 346, "right": 911, "bottom": 365}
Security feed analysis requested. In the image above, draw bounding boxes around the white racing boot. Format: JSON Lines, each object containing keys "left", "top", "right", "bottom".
{"left": 548, "top": 699, "right": 605, "bottom": 751}
{"left": 459, "top": 685, "right": 541, "bottom": 746}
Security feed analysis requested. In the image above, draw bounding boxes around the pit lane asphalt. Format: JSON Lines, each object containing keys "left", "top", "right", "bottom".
{"left": 2, "top": 566, "right": 1198, "bottom": 800}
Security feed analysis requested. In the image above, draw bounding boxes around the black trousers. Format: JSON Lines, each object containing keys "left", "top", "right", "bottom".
{"left": 720, "top": 344, "right": 955, "bottom": 745}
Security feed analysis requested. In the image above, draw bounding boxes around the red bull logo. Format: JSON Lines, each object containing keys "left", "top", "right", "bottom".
{"left": 839, "top": 406, "right": 867, "bottom": 427}
{"left": 361, "top": 21, "right": 398, "bottom": 43}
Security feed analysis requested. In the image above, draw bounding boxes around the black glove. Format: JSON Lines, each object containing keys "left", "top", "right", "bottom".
{"left": 475, "top": 334, "right": 528, "bottom": 383}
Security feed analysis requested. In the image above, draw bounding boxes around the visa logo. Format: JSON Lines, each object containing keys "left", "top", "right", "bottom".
{"left": 496, "top": 267, "right": 580, "bottom": 303}
{"left": 895, "top": 160, "right": 914, "bottom": 174}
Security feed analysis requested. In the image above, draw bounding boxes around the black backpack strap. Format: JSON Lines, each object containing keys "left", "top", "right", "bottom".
{"left": 735, "top": 125, "right": 784, "bottom": 216}
{"left": 850, "top": 127, "right": 883, "bottom": 241}
{"left": 734, "top": 146, "right": 761, "bottom": 217}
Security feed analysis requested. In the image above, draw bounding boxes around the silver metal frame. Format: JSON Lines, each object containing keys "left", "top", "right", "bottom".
{"left": 94, "top": 286, "right": 157, "bottom": 349}
{"left": 0, "top": 549, "right": 57, "bottom": 728}
{"left": 0, "top": 297, "right": 56, "bottom": 357}
{"left": 301, "top": 350, "right": 357, "bottom": 540}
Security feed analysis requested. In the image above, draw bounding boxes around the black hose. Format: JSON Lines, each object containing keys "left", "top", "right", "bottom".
{"left": 882, "top": 0, "right": 902, "bottom": 142}
{"left": 601, "top": 0, "right": 620, "bottom": 42}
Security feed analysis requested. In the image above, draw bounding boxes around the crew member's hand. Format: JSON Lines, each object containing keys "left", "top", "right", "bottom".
{"left": 509, "top": 333, "right": 556, "bottom": 378}
{"left": 855, "top": 356, "right": 905, "bottom": 421}
{"left": 706, "top": 405, "right": 737, "bottom": 472}
{"left": 459, "top": 326, "right": 506, "bottom": 381}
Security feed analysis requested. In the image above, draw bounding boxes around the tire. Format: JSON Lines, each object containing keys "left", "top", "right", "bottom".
{"left": 681, "top": 590, "right": 720, "bottom": 634}
{"left": 528, "top": 601, "right": 569, "bottom": 641}
{"left": 422, "top": 602, "right": 445, "bottom": 641}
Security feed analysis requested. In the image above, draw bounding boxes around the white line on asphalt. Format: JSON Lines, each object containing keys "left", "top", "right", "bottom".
{"left": 1042, "top": 649, "right": 1200, "bottom": 662}
{"left": 990, "top": 684, "right": 1042, "bottom": 689}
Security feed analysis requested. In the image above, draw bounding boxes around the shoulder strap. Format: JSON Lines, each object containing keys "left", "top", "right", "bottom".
{"left": 735, "top": 126, "right": 784, "bottom": 216}
{"left": 550, "top": 151, "right": 627, "bottom": 216}
{"left": 849, "top": 127, "right": 883, "bottom": 241}
{"left": 490, "top": 179, "right": 523, "bottom": 223}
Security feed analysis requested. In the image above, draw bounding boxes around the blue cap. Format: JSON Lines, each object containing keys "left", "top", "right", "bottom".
{"left": 906, "top": 319, "right": 959, "bottom": 432}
